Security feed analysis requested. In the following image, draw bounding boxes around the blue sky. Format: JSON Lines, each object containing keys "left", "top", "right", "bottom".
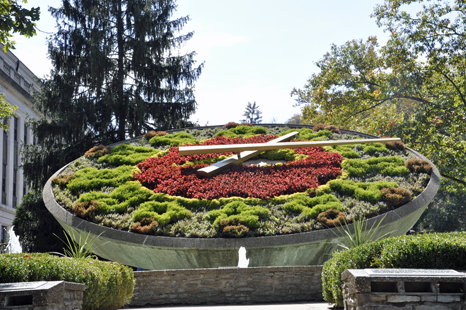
{"left": 12, "top": 0, "right": 389, "bottom": 126}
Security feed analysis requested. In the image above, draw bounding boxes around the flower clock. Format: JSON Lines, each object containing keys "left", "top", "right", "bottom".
{"left": 51, "top": 124, "right": 433, "bottom": 239}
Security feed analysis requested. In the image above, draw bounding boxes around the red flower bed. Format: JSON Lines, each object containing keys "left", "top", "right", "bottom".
{"left": 134, "top": 135, "right": 342, "bottom": 200}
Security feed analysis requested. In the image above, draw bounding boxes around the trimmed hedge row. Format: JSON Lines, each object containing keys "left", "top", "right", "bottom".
{"left": 322, "top": 232, "right": 466, "bottom": 307}
{"left": 0, "top": 253, "right": 134, "bottom": 310}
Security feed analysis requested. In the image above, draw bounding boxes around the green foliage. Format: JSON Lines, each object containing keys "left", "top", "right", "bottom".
{"left": 77, "top": 181, "right": 154, "bottom": 214}
{"left": 0, "top": 253, "right": 134, "bottom": 310}
{"left": 204, "top": 201, "right": 270, "bottom": 230}
{"left": 292, "top": 0, "right": 466, "bottom": 191}
{"left": 259, "top": 148, "right": 298, "bottom": 161}
{"left": 98, "top": 144, "right": 160, "bottom": 165}
{"left": 67, "top": 165, "right": 136, "bottom": 193}
{"left": 331, "top": 145, "right": 360, "bottom": 158}
{"left": 55, "top": 230, "right": 100, "bottom": 259}
{"left": 0, "top": 0, "right": 40, "bottom": 51}
{"left": 322, "top": 232, "right": 466, "bottom": 307}
{"left": 342, "top": 156, "right": 409, "bottom": 177}
{"left": 13, "top": 191, "right": 65, "bottom": 253}
{"left": 215, "top": 125, "right": 267, "bottom": 138}
{"left": 281, "top": 194, "right": 343, "bottom": 219}
{"left": 149, "top": 132, "right": 199, "bottom": 147}
{"left": 327, "top": 180, "right": 399, "bottom": 203}
{"left": 132, "top": 201, "right": 191, "bottom": 226}
{"left": 362, "top": 142, "right": 389, "bottom": 155}
{"left": 0, "top": 94, "right": 17, "bottom": 131}
{"left": 278, "top": 128, "right": 333, "bottom": 141}
{"left": 333, "top": 214, "right": 391, "bottom": 250}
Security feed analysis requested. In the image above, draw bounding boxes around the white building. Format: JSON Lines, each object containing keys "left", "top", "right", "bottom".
{"left": 0, "top": 45, "right": 42, "bottom": 244}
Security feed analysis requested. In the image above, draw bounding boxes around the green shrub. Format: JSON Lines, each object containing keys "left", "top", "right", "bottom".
{"left": 132, "top": 201, "right": 191, "bottom": 227}
{"left": 328, "top": 180, "right": 399, "bottom": 203}
{"left": 149, "top": 132, "right": 199, "bottom": 147}
{"left": 67, "top": 165, "right": 136, "bottom": 193}
{"left": 0, "top": 253, "right": 134, "bottom": 310}
{"left": 363, "top": 142, "right": 389, "bottom": 155}
{"left": 98, "top": 144, "right": 160, "bottom": 166}
{"left": 259, "top": 148, "right": 297, "bottom": 161}
{"left": 215, "top": 125, "right": 267, "bottom": 138}
{"left": 322, "top": 232, "right": 466, "bottom": 307}
{"left": 342, "top": 156, "right": 409, "bottom": 177}
{"left": 281, "top": 194, "right": 344, "bottom": 219}
{"left": 203, "top": 201, "right": 270, "bottom": 230}
{"left": 279, "top": 128, "right": 333, "bottom": 141}
{"left": 332, "top": 145, "right": 360, "bottom": 158}
{"left": 77, "top": 181, "right": 154, "bottom": 214}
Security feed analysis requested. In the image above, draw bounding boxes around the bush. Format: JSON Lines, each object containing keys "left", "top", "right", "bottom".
{"left": 0, "top": 253, "right": 134, "bottom": 310}
{"left": 215, "top": 125, "right": 267, "bottom": 138}
{"left": 67, "top": 165, "right": 136, "bottom": 193}
{"left": 131, "top": 217, "right": 159, "bottom": 234}
{"left": 142, "top": 130, "right": 167, "bottom": 140}
{"left": 84, "top": 145, "right": 111, "bottom": 159}
{"left": 281, "top": 194, "right": 344, "bottom": 219}
{"left": 322, "top": 232, "right": 466, "bottom": 307}
{"left": 381, "top": 187, "right": 412, "bottom": 207}
{"left": 51, "top": 173, "right": 75, "bottom": 187}
{"left": 328, "top": 180, "right": 398, "bottom": 203}
{"left": 313, "top": 123, "right": 341, "bottom": 134}
{"left": 221, "top": 122, "right": 252, "bottom": 129}
{"left": 317, "top": 208, "right": 345, "bottom": 227}
{"left": 342, "top": 156, "right": 409, "bottom": 177}
{"left": 72, "top": 200, "right": 100, "bottom": 219}
{"left": 149, "top": 132, "right": 199, "bottom": 147}
{"left": 98, "top": 144, "right": 160, "bottom": 166}
{"left": 381, "top": 136, "right": 405, "bottom": 150}
{"left": 362, "top": 142, "right": 390, "bottom": 155}
{"left": 405, "top": 158, "right": 433, "bottom": 174}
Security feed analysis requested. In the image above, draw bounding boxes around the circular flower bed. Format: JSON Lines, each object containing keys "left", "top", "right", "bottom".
{"left": 44, "top": 124, "right": 440, "bottom": 269}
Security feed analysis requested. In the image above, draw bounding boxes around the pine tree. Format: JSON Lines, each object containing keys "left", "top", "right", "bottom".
{"left": 241, "top": 101, "right": 262, "bottom": 124}
{"left": 14, "top": 0, "right": 202, "bottom": 252}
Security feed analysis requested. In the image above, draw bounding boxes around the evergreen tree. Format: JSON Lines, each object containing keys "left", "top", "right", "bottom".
{"left": 14, "top": 0, "right": 202, "bottom": 252}
{"left": 241, "top": 101, "right": 262, "bottom": 124}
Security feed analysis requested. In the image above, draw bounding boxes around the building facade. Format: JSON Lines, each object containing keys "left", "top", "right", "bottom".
{"left": 0, "top": 45, "right": 42, "bottom": 244}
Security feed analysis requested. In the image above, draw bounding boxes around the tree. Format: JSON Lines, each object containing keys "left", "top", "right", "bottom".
{"left": 292, "top": 0, "right": 466, "bottom": 192}
{"left": 14, "top": 0, "right": 202, "bottom": 252}
{"left": 286, "top": 113, "right": 302, "bottom": 125}
{"left": 241, "top": 101, "right": 262, "bottom": 124}
{"left": 0, "top": 0, "right": 40, "bottom": 129}
{"left": 0, "top": 0, "right": 40, "bottom": 51}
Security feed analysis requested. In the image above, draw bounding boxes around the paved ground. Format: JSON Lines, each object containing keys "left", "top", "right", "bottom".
{"left": 121, "top": 302, "right": 334, "bottom": 310}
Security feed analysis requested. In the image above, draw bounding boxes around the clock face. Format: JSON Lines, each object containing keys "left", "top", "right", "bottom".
{"left": 134, "top": 134, "right": 343, "bottom": 200}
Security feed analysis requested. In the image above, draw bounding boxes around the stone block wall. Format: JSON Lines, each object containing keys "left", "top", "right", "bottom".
{"left": 131, "top": 265, "right": 323, "bottom": 306}
{"left": 0, "top": 281, "right": 85, "bottom": 310}
{"left": 342, "top": 269, "right": 466, "bottom": 310}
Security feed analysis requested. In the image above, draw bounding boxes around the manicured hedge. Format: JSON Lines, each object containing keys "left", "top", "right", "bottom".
{"left": 0, "top": 253, "right": 134, "bottom": 310}
{"left": 321, "top": 232, "right": 466, "bottom": 307}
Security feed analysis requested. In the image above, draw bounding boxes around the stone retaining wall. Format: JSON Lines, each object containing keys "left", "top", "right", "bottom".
{"left": 131, "top": 265, "right": 323, "bottom": 306}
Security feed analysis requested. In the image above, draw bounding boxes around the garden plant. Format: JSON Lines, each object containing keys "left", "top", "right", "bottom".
{"left": 49, "top": 124, "right": 433, "bottom": 239}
